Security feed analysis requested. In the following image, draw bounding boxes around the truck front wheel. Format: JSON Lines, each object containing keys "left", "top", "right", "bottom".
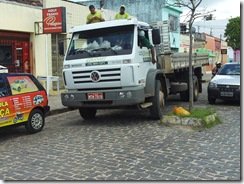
{"left": 150, "top": 80, "right": 164, "bottom": 120}
{"left": 79, "top": 108, "right": 97, "bottom": 120}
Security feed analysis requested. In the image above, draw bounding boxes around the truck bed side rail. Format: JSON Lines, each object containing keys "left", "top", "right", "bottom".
{"left": 158, "top": 53, "right": 209, "bottom": 73}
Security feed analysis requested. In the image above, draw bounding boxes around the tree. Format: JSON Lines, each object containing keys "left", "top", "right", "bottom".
{"left": 224, "top": 16, "right": 240, "bottom": 50}
{"left": 168, "top": 0, "right": 203, "bottom": 111}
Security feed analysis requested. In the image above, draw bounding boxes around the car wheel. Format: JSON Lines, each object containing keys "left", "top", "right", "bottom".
{"left": 79, "top": 108, "right": 97, "bottom": 120}
{"left": 25, "top": 109, "right": 44, "bottom": 133}
{"left": 150, "top": 80, "right": 165, "bottom": 120}
{"left": 208, "top": 96, "right": 216, "bottom": 104}
{"left": 18, "top": 87, "right": 21, "bottom": 92}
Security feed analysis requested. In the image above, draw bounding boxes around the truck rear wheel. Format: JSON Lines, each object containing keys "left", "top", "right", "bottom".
{"left": 150, "top": 80, "right": 164, "bottom": 120}
{"left": 180, "top": 76, "right": 199, "bottom": 101}
{"left": 79, "top": 108, "right": 97, "bottom": 120}
{"left": 193, "top": 76, "right": 199, "bottom": 101}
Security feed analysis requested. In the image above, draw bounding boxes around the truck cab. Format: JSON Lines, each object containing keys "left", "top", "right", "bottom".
{"left": 61, "top": 19, "right": 165, "bottom": 120}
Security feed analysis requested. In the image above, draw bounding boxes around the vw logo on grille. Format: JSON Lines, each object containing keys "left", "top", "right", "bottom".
{"left": 90, "top": 71, "right": 100, "bottom": 82}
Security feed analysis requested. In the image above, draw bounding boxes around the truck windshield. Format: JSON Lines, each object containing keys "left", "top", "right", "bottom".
{"left": 66, "top": 25, "right": 134, "bottom": 60}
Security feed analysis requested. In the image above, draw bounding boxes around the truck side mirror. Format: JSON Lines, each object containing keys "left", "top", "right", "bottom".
{"left": 152, "top": 29, "right": 161, "bottom": 45}
{"left": 58, "top": 42, "right": 65, "bottom": 56}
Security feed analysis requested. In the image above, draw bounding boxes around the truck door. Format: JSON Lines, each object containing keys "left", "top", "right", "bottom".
{"left": 138, "top": 29, "right": 152, "bottom": 64}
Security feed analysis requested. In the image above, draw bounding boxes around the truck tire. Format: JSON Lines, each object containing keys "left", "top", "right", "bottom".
{"left": 25, "top": 109, "right": 45, "bottom": 133}
{"left": 180, "top": 76, "right": 199, "bottom": 101}
{"left": 79, "top": 108, "right": 97, "bottom": 120}
{"left": 180, "top": 90, "right": 189, "bottom": 101}
{"left": 193, "top": 76, "right": 199, "bottom": 101}
{"left": 150, "top": 80, "right": 164, "bottom": 120}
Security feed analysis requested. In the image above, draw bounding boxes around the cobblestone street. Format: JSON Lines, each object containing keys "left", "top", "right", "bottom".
{"left": 0, "top": 83, "right": 240, "bottom": 181}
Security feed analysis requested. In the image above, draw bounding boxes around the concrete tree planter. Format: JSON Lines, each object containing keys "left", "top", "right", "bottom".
{"left": 161, "top": 108, "right": 220, "bottom": 128}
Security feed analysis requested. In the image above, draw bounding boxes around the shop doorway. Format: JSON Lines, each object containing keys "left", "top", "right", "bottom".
{"left": 0, "top": 31, "right": 30, "bottom": 73}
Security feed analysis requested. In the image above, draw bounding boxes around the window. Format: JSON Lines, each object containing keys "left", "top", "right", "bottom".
{"left": 7, "top": 75, "right": 38, "bottom": 95}
{"left": 0, "top": 76, "right": 9, "bottom": 97}
{"left": 169, "top": 15, "right": 179, "bottom": 32}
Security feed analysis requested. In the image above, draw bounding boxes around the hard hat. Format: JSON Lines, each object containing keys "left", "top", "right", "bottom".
{"left": 120, "top": 5, "right": 125, "bottom": 8}
{"left": 216, "top": 61, "right": 221, "bottom": 64}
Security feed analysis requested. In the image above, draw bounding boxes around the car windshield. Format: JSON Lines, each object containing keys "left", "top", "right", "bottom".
{"left": 217, "top": 64, "right": 240, "bottom": 75}
{"left": 66, "top": 25, "right": 134, "bottom": 60}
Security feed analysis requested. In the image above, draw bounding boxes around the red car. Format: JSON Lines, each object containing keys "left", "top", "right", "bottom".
{"left": 0, "top": 73, "right": 50, "bottom": 133}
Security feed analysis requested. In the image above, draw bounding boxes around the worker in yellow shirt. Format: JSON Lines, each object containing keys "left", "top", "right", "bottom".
{"left": 86, "top": 5, "right": 105, "bottom": 24}
{"left": 115, "top": 5, "right": 130, "bottom": 20}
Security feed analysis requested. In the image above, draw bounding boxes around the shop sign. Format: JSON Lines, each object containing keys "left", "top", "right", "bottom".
{"left": 42, "top": 7, "right": 66, "bottom": 34}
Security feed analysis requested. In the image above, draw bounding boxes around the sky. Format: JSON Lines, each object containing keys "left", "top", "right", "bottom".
{"left": 189, "top": 0, "right": 240, "bottom": 38}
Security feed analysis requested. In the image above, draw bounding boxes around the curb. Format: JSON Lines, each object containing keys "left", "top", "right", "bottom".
{"left": 161, "top": 113, "right": 218, "bottom": 127}
{"left": 46, "top": 107, "right": 76, "bottom": 117}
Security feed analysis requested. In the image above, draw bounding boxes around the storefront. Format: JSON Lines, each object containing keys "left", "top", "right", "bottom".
{"left": 0, "top": 31, "right": 31, "bottom": 73}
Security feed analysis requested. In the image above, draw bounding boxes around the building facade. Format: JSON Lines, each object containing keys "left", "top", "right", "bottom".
{"left": 103, "top": 0, "right": 182, "bottom": 52}
{"left": 0, "top": 0, "right": 115, "bottom": 91}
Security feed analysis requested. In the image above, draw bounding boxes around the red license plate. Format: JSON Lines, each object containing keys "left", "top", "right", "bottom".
{"left": 87, "top": 92, "right": 104, "bottom": 100}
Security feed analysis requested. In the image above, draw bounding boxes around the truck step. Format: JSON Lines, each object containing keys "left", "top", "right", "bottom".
{"left": 140, "top": 102, "right": 153, "bottom": 109}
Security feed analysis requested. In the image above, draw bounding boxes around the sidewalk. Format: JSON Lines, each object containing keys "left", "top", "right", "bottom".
{"left": 47, "top": 94, "right": 74, "bottom": 116}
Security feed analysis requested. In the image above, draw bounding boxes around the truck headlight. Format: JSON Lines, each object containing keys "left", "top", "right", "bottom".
{"left": 208, "top": 82, "right": 217, "bottom": 88}
{"left": 64, "top": 64, "right": 71, "bottom": 69}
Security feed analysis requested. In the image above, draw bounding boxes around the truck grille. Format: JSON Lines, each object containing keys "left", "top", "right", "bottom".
{"left": 72, "top": 68, "right": 121, "bottom": 84}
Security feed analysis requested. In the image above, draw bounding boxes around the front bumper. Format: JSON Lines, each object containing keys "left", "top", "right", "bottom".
{"left": 61, "top": 86, "right": 146, "bottom": 108}
{"left": 208, "top": 87, "right": 240, "bottom": 101}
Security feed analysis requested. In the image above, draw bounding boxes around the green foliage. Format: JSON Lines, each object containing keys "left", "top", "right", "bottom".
{"left": 224, "top": 16, "right": 240, "bottom": 50}
{"left": 188, "top": 107, "right": 215, "bottom": 118}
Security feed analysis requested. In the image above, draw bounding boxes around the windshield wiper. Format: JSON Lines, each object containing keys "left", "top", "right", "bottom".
{"left": 91, "top": 47, "right": 118, "bottom": 55}
{"left": 73, "top": 49, "right": 93, "bottom": 56}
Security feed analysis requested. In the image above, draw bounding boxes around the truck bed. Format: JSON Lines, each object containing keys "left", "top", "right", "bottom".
{"left": 158, "top": 52, "right": 209, "bottom": 73}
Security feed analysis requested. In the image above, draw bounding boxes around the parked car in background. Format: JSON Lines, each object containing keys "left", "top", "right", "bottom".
{"left": 208, "top": 63, "right": 240, "bottom": 104}
{"left": 0, "top": 73, "right": 50, "bottom": 133}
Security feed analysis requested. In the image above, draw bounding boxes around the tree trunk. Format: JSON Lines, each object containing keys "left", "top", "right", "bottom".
{"left": 188, "top": 23, "right": 193, "bottom": 111}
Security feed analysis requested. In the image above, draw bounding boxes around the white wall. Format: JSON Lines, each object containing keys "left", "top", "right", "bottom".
{"left": 0, "top": 1, "right": 47, "bottom": 76}
{"left": 0, "top": 1, "right": 41, "bottom": 32}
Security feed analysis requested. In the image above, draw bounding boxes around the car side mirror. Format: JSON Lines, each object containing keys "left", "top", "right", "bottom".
{"left": 152, "top": 29, "right": 161, "bottom": 45}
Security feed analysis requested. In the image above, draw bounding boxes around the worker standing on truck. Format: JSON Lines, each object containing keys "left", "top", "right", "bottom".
{"left": 115, "top": 5, "right": 130, "bottom": 20}
{"left": 138, "top": 30, "right": 157, "bottom": 64}
{"left": 86, "top": 5, "right": 105, "bottom": 24}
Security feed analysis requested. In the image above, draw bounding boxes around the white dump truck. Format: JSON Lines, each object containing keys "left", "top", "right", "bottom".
{"left": 61, "top": 18, "right": 209, "bottom": 120}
